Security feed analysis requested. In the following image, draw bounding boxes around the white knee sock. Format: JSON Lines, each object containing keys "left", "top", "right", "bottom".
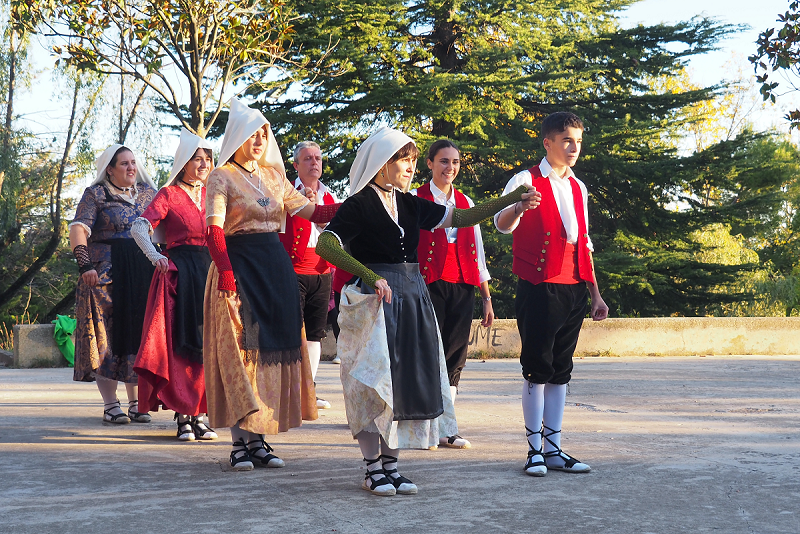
{"left": 542, "top": 383, "right": 567, "bottom": 455}
{"left": 379, "top": 436, "right": 402, "bottom": 479}
{"left": 96, "top": 376, "right": 123, "bottom": 416}
{"left": 308, "top": 340, "right": 321, "bottom": 379}
{"left": 125, "top": 383, "right": 141, "bottom": 414}
{"left": 450, "top": 385, "right": 457, "bottom": 406}
{"left": 521, "top": 381, "right": 545, "bottom": 452}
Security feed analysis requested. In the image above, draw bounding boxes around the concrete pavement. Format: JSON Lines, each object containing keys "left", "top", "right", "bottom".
{"left": 1, "top": 356, "right": 798, "bottom": 533}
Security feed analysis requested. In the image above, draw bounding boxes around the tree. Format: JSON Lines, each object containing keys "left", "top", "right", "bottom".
{"left": 0, "top": 67, "right": 105, "bottom": 313}
{"left": 11, "top": 0, "right": 315, "bottom": 137}
{"left": 249, "top": 0, "right": 780, "bottom": 317}
{"left": 750, "top": 0, "right": 800, "bottom": 129}
{"left": 0, "top": 6, "right": 28, "bottom": 254}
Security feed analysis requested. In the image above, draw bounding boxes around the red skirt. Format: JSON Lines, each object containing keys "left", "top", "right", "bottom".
{"left": 134, "top": 261, "right": 207, "bottom": 415}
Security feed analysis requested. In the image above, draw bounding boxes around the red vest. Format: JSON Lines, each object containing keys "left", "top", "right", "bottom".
{"left": 416, "top": 182, "right": 481, "bottom": 286}
{"left": 512, "top": 166, "right": 593, "bottom": 285}
{"left": 279, "top": 187, "right": 335, "bottom": 268}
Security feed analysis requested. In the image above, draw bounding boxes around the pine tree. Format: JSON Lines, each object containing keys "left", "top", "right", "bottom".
{"left": 251, "top": 1, "right": 789, "bottom": 317}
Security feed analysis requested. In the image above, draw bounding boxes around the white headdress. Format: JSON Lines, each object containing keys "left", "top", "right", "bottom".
{"left": 91, "top": 144, "right": 156, "bottom": 188}
{"left": 349, "top": 127, "right": 415, "bottom": 195}
{"left": 217, "top": 98, "right": 285, "bottom": 177}
{"left": 166, "top": 128, "right": 215, "bottom": 187}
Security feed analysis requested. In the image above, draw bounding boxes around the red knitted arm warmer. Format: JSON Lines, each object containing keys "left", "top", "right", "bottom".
{"left": 206, "top": 225, "right": 237, "bottom": 292}
{"left": 308, "top": 202, "right": 341, "bottom": 223}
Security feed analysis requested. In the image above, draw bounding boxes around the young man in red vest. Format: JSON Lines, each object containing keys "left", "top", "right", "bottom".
{"left": 279, "top": 141, "right": 339, "bottom": 410}
{"left": 412, "top": 139, "right": 494, "bottom": 449}
{"left": 494, "top": 112, "right": 609, "bottom": 476}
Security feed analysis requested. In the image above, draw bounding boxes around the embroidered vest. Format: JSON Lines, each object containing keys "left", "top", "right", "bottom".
{"left": 416, "top": 182, "right": 481, "bottom": 286}
{"left": 512, "top": 166, "right": 593, "bottom": 285}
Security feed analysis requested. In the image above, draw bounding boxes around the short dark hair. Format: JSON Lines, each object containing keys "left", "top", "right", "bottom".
{"left": 426, "top": 139, "right": 459, "bottom": 162}
{"left": 388, "top": 141, "right": 420, "bottom": 164}
{"left": 541, "top": 112, "right": 584, "bottom": 140}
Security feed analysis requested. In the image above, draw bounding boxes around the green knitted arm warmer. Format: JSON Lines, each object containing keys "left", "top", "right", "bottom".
{"left": 316, "top": 231, "right": 383, "bottom": 289}
{"left": 450, "top": 185, "right": 529, "bottom": 228}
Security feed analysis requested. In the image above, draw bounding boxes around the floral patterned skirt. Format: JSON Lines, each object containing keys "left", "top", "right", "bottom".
{"left": 73, "top": 260, "right": 138, "bottom": 383}
{"left": 203, "top": 263, "right": 318, "bottom": 434}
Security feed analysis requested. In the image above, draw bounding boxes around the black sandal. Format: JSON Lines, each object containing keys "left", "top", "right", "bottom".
{"left": 229, "top": 438, "right": 254, "bottom": 471}
{"left": 190, "top": 415, "right": 218, "bottom": 440}
{"left": 127, "top": 400, "right": 151, "bottom": 423}
{"left": 246, "top": 436, "right": 285, "bottom": 468}
{"left": 380, "top": 454, "right": 417, "bottom": 495}
{"left": 542, "top": 425, "right": 591, "bottom": 473}
{"left": 174, "top": 413, "right": 195, "bottom": 441}
{"left": 361, "top": 457, "right": 395, "bottom": 496}
{"left": 103, "top": 400, "right": 131, "bottom": 424}
{"left": 524, "top": 425, "right": 547, "bottom": 476}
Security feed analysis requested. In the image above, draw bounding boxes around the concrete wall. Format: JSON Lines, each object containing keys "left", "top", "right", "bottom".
{"left": 12, "top": 317, "right": 800, "bottom": 367}
{"left": 466, "top": 317, "right": 800, "bottom": 357}
{"left": 13, "top": 324, "right": 71, "bottom": 368}
{"left": 325, "top": 317, "right": 800, "bottom": 358}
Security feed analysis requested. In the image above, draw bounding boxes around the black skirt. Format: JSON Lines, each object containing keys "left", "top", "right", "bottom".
{"left": 168, "top": 245, "right": 211, "bottom": 363}
{"left": 106, "top": 238, "right": 155, "bottom": 357}
{"left": 227, "top": 232, "right": 303, "bottom": 365}
{"left": 362, "top": 263, "right": 443, "bottom": 421}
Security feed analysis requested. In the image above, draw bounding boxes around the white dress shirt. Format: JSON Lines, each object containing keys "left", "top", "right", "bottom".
{"left": 411, "top": 181, "right": 491, "bottom": 283}
{"left": 493, "top": 158, "right": 593, "bottom": 251}
{"left": 294, "top": 177, "right": 338, "bottom": 247}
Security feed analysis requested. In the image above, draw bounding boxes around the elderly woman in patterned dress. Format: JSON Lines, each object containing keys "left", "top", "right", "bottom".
{"left": 69, "top": 145, "right": 157, "bottom": 424}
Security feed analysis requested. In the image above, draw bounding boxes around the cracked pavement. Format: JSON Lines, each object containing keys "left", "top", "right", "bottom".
{"left": 1, "top": 356, "right": 798, "bottom": 533}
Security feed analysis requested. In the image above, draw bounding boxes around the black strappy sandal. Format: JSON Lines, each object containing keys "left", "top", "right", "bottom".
{"left": 542, "top": 425, "right": 591, "bottom": 473}
{"left": 380, "top": 454, "right": 417, "bottom": 495}
{"left": 524, "top": 425, "right": 547, "bottom": 476}
{"left": 175, "top": 413, "right": 195, "bottom": 441}
{"left": 127, "top": 400, "right": 152, "bottom": 423}
{"left": 103, "top": 400, "right": 131, "bottom": 424}
{"left": 229, "top": 438, "right": 254, "bottom": 471}
{"left": 246, "top": 436, "right": 285, "bottom": 468}
{"left": 361, "top": 457, "right": 395, "bottom": 496}
{"left": 190, "top": 415, "right": 218, "bottom": 440}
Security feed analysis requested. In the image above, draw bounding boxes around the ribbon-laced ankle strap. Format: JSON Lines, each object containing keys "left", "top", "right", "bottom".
{"left": 542, "top": 425, "right": 580, "bottom": 468}
{"left": 247, "top": 437, "right": 274, "bottom": 454}
{"left": 525, "top": 425, "right": 544, "bottom": 456}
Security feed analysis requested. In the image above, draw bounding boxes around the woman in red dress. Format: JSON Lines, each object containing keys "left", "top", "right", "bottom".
{"left": 131, "top": 129, "right": 218, "bottom": 441}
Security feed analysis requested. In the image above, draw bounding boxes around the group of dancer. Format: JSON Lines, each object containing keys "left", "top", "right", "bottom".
{"left": 68, "top": 101, "right": 608, "bottom": 496}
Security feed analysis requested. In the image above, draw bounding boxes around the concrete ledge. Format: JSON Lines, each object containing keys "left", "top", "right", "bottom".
{"left": 325, "top": 317, "right": 800, "bottom": 358}
{"left": 13, "top": 324, "right": 71, "bottom": 368}
{"left": 468, "top": 317, "right": 800, "bottom": 357}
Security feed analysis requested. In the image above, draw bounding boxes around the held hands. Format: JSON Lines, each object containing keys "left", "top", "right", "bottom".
{"left": 81, "top": 269, "right": 99, "bottom": 287}
{"left": 515, "top": 185, "right": 541, "bottom": 214}
{"left": 374, "top": 278, "right": 392, "bottom": 304}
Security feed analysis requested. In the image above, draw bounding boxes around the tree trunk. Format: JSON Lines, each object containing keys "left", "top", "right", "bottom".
{"left": 0, "top": 29, "right": 19, "bottom": 248}
{"left": 430, "top": 7, "right": 460, "bottom": 139}
{"left": 0, "top": 77, "right": 87, "bottom": 309}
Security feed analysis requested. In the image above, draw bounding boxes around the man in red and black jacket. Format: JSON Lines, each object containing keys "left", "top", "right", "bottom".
{"left": 280, "top": 141, "right": 339, "bottom": 410}
{"left": 495, "top": 112, "right": 609, "bottom": 477}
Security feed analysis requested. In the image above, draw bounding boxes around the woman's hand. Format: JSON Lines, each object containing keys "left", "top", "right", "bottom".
{"left": 374, "top": 278, "right": 392, "bottom": 304}
{"left": 81, "top": 269, "right": 99, "bottom": 287}
{"left": 155, "top": 258, "right": 169, "bottom": 273}
{"left": 481, "top": 299, "right": 495, "bottom": 328}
